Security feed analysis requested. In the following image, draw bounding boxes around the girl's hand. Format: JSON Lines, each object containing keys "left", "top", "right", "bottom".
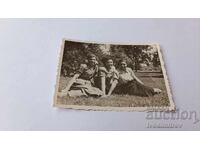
{"left": 101, "top": 95, "right": 109, "bottom": 98}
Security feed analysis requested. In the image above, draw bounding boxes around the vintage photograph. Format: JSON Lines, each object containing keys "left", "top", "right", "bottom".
{"left": 54, "top": 39, "right": 175, "bottom": 111}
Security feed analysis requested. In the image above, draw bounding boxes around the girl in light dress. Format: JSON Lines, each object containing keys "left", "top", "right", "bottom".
{"left": 98, "top": 57, "right": 119, "bottom": 97}
{"left": 115, "top": 59, "right": 162, "bottom": 96}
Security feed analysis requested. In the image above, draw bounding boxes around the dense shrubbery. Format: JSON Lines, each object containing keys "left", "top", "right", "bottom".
{"left": 61, "top": 41, "right": 161, "bottom": 76}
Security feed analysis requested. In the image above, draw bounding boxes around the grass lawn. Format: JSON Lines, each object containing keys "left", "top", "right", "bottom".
{"left": 56, "top": 72, "right": 170, "bottom": 107}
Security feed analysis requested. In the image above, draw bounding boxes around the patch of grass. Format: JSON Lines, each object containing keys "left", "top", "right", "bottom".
{"left": 57, "top": 73, "right": 170, "bottom": 107}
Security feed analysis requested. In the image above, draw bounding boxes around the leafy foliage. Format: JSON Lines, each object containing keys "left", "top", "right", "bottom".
{"left": 61, "top": 41, "right": 161, "bottom": 76}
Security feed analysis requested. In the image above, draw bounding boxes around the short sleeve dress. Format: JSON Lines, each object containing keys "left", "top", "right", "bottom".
{"left": 68, "top": 64, "right": 103, "bottom": 97}
{"left": 98, "top": 66, "right": 119, "bottom": 94}
{"left": 116, "top": 67, "right": 155, "bottom": 97}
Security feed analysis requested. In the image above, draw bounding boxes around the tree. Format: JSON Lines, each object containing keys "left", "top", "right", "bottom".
{"left": 61, "top": 41, "right": 160, "bottom": 76}
{"left": 61, "top": 41, "right": 107, "bottom": 76}
{"left": 110, "top": 45, "right": 153, "bottom": 71}
{"left": 152, "top": 52, "right": 159, "bottom": 67}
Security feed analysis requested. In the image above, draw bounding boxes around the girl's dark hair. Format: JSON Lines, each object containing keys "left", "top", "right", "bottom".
{"left": 117, "top": 58, "right": 128, "bottom": 69}
{"left": 118, "top": 58, "right": 127, "bottom": 65}
{"left": 87, "top": 53, "right": 96, "bottom": 60}
{"left": 101, "top": 56, "right": 113, "bottom": 66}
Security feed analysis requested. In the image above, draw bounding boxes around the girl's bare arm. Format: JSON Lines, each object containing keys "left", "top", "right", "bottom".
{"left": 62, "top": 73, "right": 80, "bottom": 93}
{"left": 107, "top": 79, "right": 118, "bottom": 96}
{"left": 100, "top": 76, "right": 106, "bottom": 96}
{"left": 131, "top": 69, "right": 144, "bottom": 85}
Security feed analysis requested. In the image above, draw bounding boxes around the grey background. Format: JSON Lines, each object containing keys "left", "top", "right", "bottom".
{"left": 0, "top": 19, "right": 199, "bottom": 130}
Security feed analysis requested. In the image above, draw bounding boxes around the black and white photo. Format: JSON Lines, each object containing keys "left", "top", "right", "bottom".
{"left": 54, "top": 39, "right": 175, "bottom": 111}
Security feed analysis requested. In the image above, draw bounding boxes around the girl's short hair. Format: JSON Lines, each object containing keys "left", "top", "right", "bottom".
{"left": 87, "top": 53, "right": 97, "bottom": 60}
{"left": 118, "top": 58, "right": 127, "bottom": 64}
{"left": 101, "top": 56, "right": 113, "bottom": 66}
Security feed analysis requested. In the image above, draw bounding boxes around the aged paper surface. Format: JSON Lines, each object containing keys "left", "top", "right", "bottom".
{"left": 54, "top": 39, "right": 175, "bottom": 111}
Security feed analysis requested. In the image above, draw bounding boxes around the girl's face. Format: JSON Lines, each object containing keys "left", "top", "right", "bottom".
{"left": 120, "top": 61, "right": 127, "bottom": 70}
{"left": 106, "top": 59, "right": 114, "bottom": 68}
{"left": 88, "top": 57, "right": 97, "bottom": 66}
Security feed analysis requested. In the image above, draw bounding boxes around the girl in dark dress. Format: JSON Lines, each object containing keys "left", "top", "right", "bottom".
{"left": 59, "top": 54, "right": 103, "bottom": 97}
{"left": 115, "top": 59, "right": 162, "bottom": 97}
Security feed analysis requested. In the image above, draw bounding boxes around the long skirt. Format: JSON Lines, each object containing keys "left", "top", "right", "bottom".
{"left": 68, "top": 79, "right": 103, "bottom": 97}
{"left": 114, "top": 80, "right": 155, "bottom": 97}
